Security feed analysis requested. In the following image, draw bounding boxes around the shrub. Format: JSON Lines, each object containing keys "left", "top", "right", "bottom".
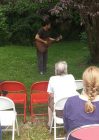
{"left": 0, "top": 6, "right": 10, "bottom": 45}
{"left": 0, "top": 0, "right": 84, "bottom": 45}
{"left": 80, "top": 32, "right": 88, "bottom": 43}
{"left": 5, "top": 0, "right": 55, "bottom": 45}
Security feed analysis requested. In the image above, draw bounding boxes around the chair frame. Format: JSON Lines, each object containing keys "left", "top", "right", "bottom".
{"left": 0, "top": 96, "right": 19, "bottom": 140}
{"left": 0, "top": 81, "right": 27, "bottom": 123}
{"left": 50, "top": 97, "right": 68, "bottom": 140}
{"left": 30, "top": 81, "right": 49, "bottom": 122}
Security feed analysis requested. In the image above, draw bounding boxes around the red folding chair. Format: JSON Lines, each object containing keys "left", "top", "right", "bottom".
{"left": 0, "top": 81, "right": 4, "bottom": 96}
{"left": 0, "top": 82, "right": 2, "bottom": 96}
{"left": 1, "top": 81, "right": 27, "bottom": 123}
{"left": 30, "top": 81, "right": 49, "bottom": 122}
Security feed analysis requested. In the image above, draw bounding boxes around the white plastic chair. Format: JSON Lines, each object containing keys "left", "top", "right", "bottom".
{"left": 0, "top": 96, "right": 19, "bottom": 140}
{"left": 50, "top": 97, "right": 68, "bottom": 140}
{"left": 75, "top": 80, "right": 83, "bottom": 93}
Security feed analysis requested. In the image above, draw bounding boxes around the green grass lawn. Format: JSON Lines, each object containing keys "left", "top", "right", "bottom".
{"left": 0, "top": 41, "right": 91, "bottom": 140}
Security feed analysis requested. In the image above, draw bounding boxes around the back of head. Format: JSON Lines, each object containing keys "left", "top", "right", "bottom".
{"left": 55, "top": 61, "right": 67, "bottom": 75}
{"left": 83, "top": 66, "right": 99, "bottom": 113}
{"left": 41, "top": 18, "right": 51, "bottom": 27}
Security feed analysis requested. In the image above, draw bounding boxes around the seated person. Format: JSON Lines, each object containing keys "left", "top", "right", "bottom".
{"left": 47, "top": 61, "right": 79, "bottom": 127}
{"left": 63, "top": 66, "right": 99, "bottom": 140}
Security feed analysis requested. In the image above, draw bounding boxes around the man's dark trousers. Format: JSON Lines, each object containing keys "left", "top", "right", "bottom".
{"left": 37, "top": 49, "right": 48, "bottom": 73}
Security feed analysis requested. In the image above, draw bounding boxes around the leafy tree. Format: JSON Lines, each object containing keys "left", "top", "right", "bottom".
{"left": 0, "top": 6, "right": 10, "bottom": 45}
{"left": 0, "top": 0, "right": 57, "bottom": 45}
{"left": 51, "top": 0, "right": 99, "bottom": 63}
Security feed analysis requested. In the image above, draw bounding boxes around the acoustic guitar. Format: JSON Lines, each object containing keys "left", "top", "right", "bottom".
{"left": 35, "top": 35, "right": 62, "bottom": 53}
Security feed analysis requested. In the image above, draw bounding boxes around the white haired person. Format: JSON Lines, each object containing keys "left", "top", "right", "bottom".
{"left": 63, "top": 66, "right": 99, "bottom": 140}
{"left": 47, "top": 61, "right": 79, "bottom": 127}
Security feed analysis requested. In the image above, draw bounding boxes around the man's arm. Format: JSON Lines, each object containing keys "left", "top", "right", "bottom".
{"left": 35, "top": 34, "right": 48, "bottom": 44}
{"left": 49, "top": 37, "right": 56, "bottom": 42}
{"left": 49, "top": 35, "right": 62, "bottom": 42}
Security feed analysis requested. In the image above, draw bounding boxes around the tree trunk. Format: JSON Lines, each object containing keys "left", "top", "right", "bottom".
{"left": 83, "top": 13, "right": 99, "bottom": 63}
{"left": 86, "top": 26, "right": 99, "bottom": 63}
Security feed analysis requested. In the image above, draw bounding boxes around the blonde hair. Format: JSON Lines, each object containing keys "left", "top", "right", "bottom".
{"left": 83, "top": 66, "right": 99, "bottom": 113}
{"left": 55, "top": 61, "right": 67, "bottom": 75}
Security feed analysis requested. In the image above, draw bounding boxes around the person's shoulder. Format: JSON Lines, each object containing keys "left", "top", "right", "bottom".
{"left": 67, "top": 74, "right": 75, "bottom": 78}
{"left": 49, "top": 75, "right": 60, "bottom": 82}
{"left": 67, "top": 95, "right": 79, "bottom": 102}
{"left": 64, "top": 74, "right": 75, "bottom": 80}
{"left": 49, "top": 75, "right": 57, "bottom": 80}
{"left": 64, "top": 96, "right": 79, "bottom": 108}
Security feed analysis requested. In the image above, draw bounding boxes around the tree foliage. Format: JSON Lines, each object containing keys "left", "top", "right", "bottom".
{"left": 51, "top": 0, "right": 99, "bottom": 63}
{"left": 0, "top": 6, "right": 10, "bottom": 45}
{"left": 0, "top": 0, "right": 82, "bottom": 45}
{"left": 0, "top": 0, "right": 57, "bottom": 45}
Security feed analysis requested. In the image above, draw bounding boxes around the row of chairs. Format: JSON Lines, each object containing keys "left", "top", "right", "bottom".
{"left": 0, "top": 80, "right": 83, "bottom": 140}
{"left": 0, "top": 80, "right": 83, "bottom": 124}
{"left": 1, "top": 85, "right": 98, "bottom": 140}
{"left": 0, "top": 81, "right": 49, "bottom": 123}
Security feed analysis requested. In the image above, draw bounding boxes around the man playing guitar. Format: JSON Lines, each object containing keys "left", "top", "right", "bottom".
{"left": 35, "top": 19, "right": 62, "bottom": 75}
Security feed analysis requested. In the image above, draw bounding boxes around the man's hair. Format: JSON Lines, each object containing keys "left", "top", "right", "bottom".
{"left": 55, "top": 61, "right": 68, "bottom": 75}
{"left": 41, "top": 19, "right": 51, "bottom": 26}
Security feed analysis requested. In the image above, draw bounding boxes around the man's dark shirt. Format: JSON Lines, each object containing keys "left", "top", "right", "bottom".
{"left": 38, "top": 28, "right": 49, "bottom": 39}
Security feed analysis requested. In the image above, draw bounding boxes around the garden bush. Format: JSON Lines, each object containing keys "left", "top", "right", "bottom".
{"left": 0, "top": 0, "right": 84, "bottom": 45}
{"left": 0, "top": 6, "right": 10, "bottom": 45}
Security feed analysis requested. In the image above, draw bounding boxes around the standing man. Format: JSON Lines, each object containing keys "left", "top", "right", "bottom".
{"left": 35, "top": 19, "right": 56, "bottom": 75}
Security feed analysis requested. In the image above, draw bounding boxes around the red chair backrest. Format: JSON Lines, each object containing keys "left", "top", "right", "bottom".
{"left": 1, "top": 81, "right": 27, "bottom": 93}
{"left": 0, "top": 83, "right": 2, "bottom": 90}
{"left": 31, "top": 81, "right": 48, "bottom": 93}
{"left": 0, "top": 82, "right": 2, "bottom": 96}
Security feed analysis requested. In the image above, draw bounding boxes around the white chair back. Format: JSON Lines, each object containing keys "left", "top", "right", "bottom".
{"left": 55, "top": 97, "right": 68, "bottom": 110}
{"left": 0, "top": 96, "right": 15, "bottom": 111}
{"left": 0, "top": 96, "right": 19, "bottom": 140}
{"left": 53, "top": 97, "right": 68, "bottom": 140}
{"left": 75, "top": 80, "right": 83, "bottom": 90}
